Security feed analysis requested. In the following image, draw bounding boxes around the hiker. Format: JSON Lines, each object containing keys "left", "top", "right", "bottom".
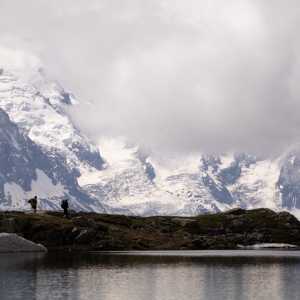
{"left": 61, "top": 199, "right": 69, "bottom": 218}
{"left": 28, "top": 196, "right": 37, "bottom": 213}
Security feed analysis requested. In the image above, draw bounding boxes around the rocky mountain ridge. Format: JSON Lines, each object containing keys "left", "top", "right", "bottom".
{"left": 1, "top": 208, "right": 299, "bottom": 251}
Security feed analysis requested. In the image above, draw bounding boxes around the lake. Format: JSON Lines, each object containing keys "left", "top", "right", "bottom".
{"left": 1, "top": 250, "right": 300, "bottom": 300}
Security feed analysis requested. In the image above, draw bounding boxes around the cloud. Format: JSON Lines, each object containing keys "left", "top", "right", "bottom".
{"left": 1, "top": 0, "right": 300, "bottom": 156}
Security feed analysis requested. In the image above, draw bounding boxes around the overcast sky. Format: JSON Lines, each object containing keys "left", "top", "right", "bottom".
{"left": 1, "top": 0, "right": 300, "bottom": 156}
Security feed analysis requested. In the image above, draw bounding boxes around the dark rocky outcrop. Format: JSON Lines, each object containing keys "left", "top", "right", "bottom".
{"left": 0, "top": 208, "right": 300, "bottom": 251}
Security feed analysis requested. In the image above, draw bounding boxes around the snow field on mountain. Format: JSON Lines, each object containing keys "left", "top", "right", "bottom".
{"left": 3, "top": 170, "right": 65, "bottom": 210}
{"left": 229, "top": 159, "right": 281, "bottom": 209}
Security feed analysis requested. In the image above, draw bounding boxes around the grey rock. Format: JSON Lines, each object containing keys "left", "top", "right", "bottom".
{"left": 0, "top": 233, "right": 47, "bottom": 253}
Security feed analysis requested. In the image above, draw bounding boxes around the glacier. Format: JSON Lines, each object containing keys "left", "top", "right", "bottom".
{"left": 1, "top": 64, "right": 300, "bottom": 217}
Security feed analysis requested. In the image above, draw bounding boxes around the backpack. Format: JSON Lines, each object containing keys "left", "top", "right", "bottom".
{"left": 61, "top": 199, "right": 68, "bottom": 209}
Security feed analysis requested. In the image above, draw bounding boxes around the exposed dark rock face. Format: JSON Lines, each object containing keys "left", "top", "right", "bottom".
{"left": 278, "top": 151, "right": 300, "bottom": 209}
{"left": 0, "top": 108, "right": 103, "bottom": 211}
{"left": 0, "top": 109, "right": 53, "bottom": 199}
{"left": 0, "top": 208, "right": 299, "bottom": 251}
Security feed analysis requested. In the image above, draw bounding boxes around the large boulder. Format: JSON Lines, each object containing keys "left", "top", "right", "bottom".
{"left": 0, "top": 233, "right": 47, "bottom": 253}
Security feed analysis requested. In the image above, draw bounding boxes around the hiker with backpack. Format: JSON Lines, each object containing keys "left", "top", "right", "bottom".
{"left": 61, "top": 199, "right": 69, "bottom": 218}
{"left": 28, "top": 196, "right": 38, "bottom": 213}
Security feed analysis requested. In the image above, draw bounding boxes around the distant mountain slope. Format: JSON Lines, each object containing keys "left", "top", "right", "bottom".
{"left": 0, "top": 108, "right": 104, "bottom": 211}
{"left": 80, "top": 139, "right": 300, "bottom": 218}
{"left": 0, "top": 69, "right": 104, "bottom": 173}
{"left": 1, "top": 63, "right": 300, "bottom": 217}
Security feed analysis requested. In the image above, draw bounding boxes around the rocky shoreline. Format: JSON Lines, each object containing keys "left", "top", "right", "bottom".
{"left": 0, "top": 208, "right": 300, "bottom": 251}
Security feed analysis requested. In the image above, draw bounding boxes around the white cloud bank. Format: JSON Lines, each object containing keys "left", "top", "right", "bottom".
{"left": 1, "top": 0, "right": 300, "bottom": 156}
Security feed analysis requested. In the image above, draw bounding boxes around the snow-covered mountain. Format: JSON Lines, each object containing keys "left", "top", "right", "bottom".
{"left": 0, "top": 67, "right": 106, "bottom": 211}
{"left": 1, "top": 63, "right": 300, "bottom": 217}
{"left": 0, "top": 68, "right": 103, "bottom": 172}
{"left": 80, "top": 141, "right": 282, "bottom": 216}
{"left": 0, "top": 107, "right": 103, "bottom": 211}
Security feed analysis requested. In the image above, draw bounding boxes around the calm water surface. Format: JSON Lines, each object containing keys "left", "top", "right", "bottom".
{"left": 1, "top": 250, "right": 300, "bottom": 300}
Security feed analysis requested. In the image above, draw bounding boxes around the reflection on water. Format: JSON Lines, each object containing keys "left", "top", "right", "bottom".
{"left": 1, "top": 251, "right": 300, "bottom": 300}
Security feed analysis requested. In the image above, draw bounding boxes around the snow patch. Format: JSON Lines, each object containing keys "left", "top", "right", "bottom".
{"left": 230, "top": 159, "right": 281, "bottom": 209}
{"left": 3, "top": 182, "right": 27, "bottom": 208}
{"left": 3, "top": 169, "right": 66, "bottom": 209}
{"left": 31, "top": 169, "right": 66, "bottom": 198}
{"left": 238, "top": 243, "right": 298, "bottom": 249}
{"left": 79, "top": 137, "right": 139, "bottom": 186}
{"left": 219, "top": 154, "right": 235, "bottom": 169}
{"left": 150, "top": 154, "right": 200, "bottom": 181}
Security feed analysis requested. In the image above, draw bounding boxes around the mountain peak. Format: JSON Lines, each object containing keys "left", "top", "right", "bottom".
{"left": 0, "top": 67, "right": 104, "bottom": 172}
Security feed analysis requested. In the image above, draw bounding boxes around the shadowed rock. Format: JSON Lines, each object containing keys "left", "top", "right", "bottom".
{"left": 0, "top": 208, "right": 300, "bottom": 251}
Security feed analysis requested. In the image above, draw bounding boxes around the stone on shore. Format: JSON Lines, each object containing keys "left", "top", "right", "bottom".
{"left": 0, "top": 233, "right": 47, "bottom": 253}
{"left": 238, "top": 243, "right": 298, "bottom": 249}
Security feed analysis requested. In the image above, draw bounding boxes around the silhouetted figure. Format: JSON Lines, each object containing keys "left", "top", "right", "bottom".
{"left": 61, "top": 199, "right": 69, "bottom": 218}
{"left": 28, "top": 196, "right": 37, "bottom": 213}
